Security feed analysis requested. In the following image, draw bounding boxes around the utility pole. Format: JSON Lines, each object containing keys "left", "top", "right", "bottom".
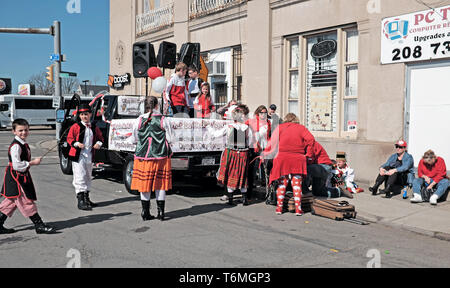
{"left": 0, "top": 21, "right": 63, "bottom": 140}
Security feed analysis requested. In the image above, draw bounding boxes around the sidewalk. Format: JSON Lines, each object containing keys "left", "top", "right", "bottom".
{"left": 256, "top": 184, "right": 450, "bottom": 241}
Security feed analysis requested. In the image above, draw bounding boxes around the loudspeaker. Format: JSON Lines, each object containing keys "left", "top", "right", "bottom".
{"left": 0, "top": 78, "right": 12, "bottom": 95}
{"left": 178, "top": 42, "right": 201, "bottom": 70}
{"left": 133, "top": 42, "right": 157, "bottom": 78}
{"left": 157, "top": 41, "right": 177, "bottom": 69}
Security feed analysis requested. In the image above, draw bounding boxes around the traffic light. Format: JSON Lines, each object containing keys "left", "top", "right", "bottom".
{"left": 46, "top": 64, "right": 54, "bottom": 83}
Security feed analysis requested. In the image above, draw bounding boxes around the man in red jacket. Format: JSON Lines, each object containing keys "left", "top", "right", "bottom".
{"left": 411, "top": 150, "right": 449, "bottom": 205}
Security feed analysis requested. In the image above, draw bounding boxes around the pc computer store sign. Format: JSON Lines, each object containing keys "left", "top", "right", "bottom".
{"left": 381, "top": 4, "right": 450, "bottom": 64}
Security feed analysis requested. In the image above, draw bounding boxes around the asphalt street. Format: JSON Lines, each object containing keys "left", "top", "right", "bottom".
{"left": 0, "top": 127, "right": 449, "bottom": 268}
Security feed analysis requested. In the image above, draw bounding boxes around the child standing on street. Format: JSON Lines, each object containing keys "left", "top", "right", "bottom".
{"left": 130, "top": 96, "right": 173, "bottom": 221}
{"left": 0, "top": 119, "right": 55, "bottom": 234}
{"left": 209, "top": 105, "right": 252, "bottom": 206}
{"left": 67, "top": 104, "right": 104, "bottom": 211}
{"left": 187, "top": 66, "right": 203, "bottom": 118}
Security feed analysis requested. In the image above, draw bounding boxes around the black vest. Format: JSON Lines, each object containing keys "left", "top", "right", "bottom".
{"left": 1, "top": 139, "right": 37, "bottom": 200}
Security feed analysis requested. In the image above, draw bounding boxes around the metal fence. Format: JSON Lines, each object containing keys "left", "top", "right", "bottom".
{"left": 189, "top": 0, "right": 246, "bottom": 19}
{"left": 136, "top": 2, "right": 174, "bottom": 36}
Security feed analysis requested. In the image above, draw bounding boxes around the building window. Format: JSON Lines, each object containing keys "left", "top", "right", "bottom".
{"left": 306, "top": 32, "right": 338, "bottom": 132}
{"left": 288, "top": 39, "right": 299, "bottom": 113}
{"left": 343, "top": 29, "right": 358, "bottom": 132}
{"left": 232, "top": 46, "right": 242, "bottom": 102}
{"left": 285, "top": 27, "right": 359, "bottom": 136}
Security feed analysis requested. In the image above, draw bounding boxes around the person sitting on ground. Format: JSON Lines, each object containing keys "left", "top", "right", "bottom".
{"left": 307, "top": 144, "right": 353, "bottom": 199}
{"left": 410, "top": 150, "right": 449, "bottom": 205}
{"left": 334, "top": 151, "right": 364, "bottom": 195}
{"left": 369, "top": 140, "right": 414, "bottom": 198}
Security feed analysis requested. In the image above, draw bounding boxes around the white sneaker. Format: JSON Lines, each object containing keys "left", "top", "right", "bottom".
{"left": 429, "top": 194, "right": 438, "bottom": 205}
{"left": 410, "top": 194, "right": 423, "bottom": 203}
{"left": 220, "top": 195, "right": 229, "bottom": 201}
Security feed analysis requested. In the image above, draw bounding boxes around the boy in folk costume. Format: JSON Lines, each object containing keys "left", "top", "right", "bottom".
{"left": 0, "top": 119, "right": 55, "bottom": 234}
{"left": 67, "top": 104, "right": 104, "bottom": 211}
{"left": 186, "top": 65, "right": 204, "bottom": 118}
{"left": 209, "top": 105, "right": 252, "bottom": 206}
{"left": 130, "top": 96, "right": 173, "bottom": 221}
{"left": 333, "top": 152, "right": 364, "bottom": 194}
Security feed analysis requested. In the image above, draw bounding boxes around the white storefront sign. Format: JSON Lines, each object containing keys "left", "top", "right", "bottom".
{"left": 381, "top": 5, "right": 450, "bottom": 64}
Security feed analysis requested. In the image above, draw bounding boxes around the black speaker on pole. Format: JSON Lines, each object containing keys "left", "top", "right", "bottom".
{"left": 157, "top": 41, "right": 177, "bottom": 69}
{"left": 133, "top": 42, "right": 157, "bottom": 78}
{"left": 178, "top": 42, "right": 201, "bottom": 70}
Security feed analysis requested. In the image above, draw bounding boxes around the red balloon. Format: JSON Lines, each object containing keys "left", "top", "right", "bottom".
{"left": 147, "top": 67, "right": 163, "bottom": 80}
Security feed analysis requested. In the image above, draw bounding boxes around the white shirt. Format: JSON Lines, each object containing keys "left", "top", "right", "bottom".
{"left": 10, "top": 136, "right": 30, "bottom": 172}
{"left": 74, "top": 122, "right": 102, "bottom": 159}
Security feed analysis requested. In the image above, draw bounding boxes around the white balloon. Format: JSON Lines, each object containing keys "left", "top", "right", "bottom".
{"left": 152, "top": 76, "right": 167, "bottom": 94}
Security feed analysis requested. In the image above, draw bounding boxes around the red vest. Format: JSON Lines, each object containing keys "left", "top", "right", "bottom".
{"left": 194, "top": 94, "right": 215, "bottom": 118}
{"left": 67, "top": 122, "right": 104, "bottom": 162}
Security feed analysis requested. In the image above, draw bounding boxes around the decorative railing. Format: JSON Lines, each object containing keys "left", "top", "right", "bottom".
{"left": 189, "top": 0, "right": 246, "bottom": 19}
{"left": 136, "top": 2, "right": 174, "bottom": 36}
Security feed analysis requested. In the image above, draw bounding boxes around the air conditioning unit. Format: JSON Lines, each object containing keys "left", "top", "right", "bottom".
{"left": 206, "top": 61, "right": 226, "bottom": 76}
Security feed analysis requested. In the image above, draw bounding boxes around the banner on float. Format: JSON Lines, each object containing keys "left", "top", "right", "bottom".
{"left": 109, "top": 118, "right": 231, "bottom": 153}
{"left": 381, "top": 4, "right": 450, "bottom": 64}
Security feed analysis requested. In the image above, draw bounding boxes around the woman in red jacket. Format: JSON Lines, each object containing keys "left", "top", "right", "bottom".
{"left": 411, "top": 150, "right": 449, "bottom": 205}
{"left": 263, "top": 113, "right": 315, "bottom": 216}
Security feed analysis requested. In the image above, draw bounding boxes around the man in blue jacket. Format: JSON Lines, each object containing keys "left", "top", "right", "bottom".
{"left": 369, "top": 140, "right": 415, "bottom": 198}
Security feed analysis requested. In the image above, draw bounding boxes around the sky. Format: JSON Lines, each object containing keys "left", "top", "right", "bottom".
{"left": 0, "top": 0, "right": 110, "bottom": 93}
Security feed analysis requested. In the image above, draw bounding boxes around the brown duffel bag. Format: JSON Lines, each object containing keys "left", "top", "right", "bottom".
{"left": 284, "top": 192, "right": 314, "bottom": 213}
{"left": 311, "top": 199, "right": 356, "bottom": 221}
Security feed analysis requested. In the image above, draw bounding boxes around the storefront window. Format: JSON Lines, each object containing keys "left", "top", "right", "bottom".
{"left": 288, "top": 38, "right": 300, "bottom": 115}
{"left": 306, "top": 32, "right": 338, "bottom": 132}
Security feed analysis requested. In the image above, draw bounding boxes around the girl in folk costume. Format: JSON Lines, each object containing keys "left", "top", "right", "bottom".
{"left": 193, "top": 82, "right": 216, "bottom": 118}
{"left": 67, "top": 104, "right": 104, "bottom": 211}
{"left": 263, "top": 113, "right": 316, "bottom": 216}
{"left": 210, "top": 105, "right": 252, "bottom": 206}
{"left": 0, "top": 119, "right": 55, "bottom": 234}
{"left": 130, "top": 96, "right": 173, "bottom": 221}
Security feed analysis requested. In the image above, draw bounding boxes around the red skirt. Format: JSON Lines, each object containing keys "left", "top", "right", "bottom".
{"left": 217, "top": 148, "right": 249, "bottom": 190}
{"left": 269, "top": 152, "right": 307, "bottom": 184}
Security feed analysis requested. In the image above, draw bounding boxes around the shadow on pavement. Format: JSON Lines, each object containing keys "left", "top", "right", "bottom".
{"left": 95, "top": 196, "right": 140, "bottom": 207}
{"left": 164, "top": 203, "right": 235, "bottom": 221}
{"left": 48, "top": 212, "right": 132, "bottom": 231}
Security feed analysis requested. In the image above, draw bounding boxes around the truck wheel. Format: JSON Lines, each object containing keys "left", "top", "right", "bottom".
{"left": 59, "top": 148, "right": 73, "bottom": 175}
{"left": 123, "top": 157, "right": 139, "bottom": 196}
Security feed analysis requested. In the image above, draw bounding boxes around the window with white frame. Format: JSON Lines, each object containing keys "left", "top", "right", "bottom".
{"left": 344, "top": 29, "right": 358, "bottom": 132}
{"left": 288, "top": 39, "right": 299, "bottom": 113}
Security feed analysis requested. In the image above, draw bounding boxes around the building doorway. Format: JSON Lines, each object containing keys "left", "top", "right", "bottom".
{"left": 405, "top": 61, "right": 450, "bottom": 167}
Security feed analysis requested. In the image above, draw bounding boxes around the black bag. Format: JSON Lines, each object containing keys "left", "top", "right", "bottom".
{"left": 420, "top": 186, "right": 436, "bottom": 202}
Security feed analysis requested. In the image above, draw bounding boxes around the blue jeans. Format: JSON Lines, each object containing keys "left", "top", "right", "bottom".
{"left": 412, "top": 178, "right": 450, "bottom": 199}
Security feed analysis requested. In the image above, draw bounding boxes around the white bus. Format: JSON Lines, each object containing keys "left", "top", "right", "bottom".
{"left": 0, "top": 95, "right": 94, "bottom": 129}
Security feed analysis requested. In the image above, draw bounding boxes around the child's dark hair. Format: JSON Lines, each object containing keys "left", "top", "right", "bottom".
{"left": 12, "top": 118, "right": 29, "bottom": 131}
{"left": 143, "top": 96, "right": 159, "bottom": 126}
{"left": 201, "top": 82, "right": 211, "bottom": 100}
{"left": 188, "top": 65, "right": 199, "bottom": 73}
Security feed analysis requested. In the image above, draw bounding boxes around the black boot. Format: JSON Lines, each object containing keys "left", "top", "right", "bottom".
{"left": 369, "top": 180, "right": 383, "bottom": 196}
{"left": 77, "top": 192, "right": 91, "bottom": 211}
{"left": 227, "top": 193, "right": 235, "bottom": 206}
{"left": 84, "top": 191, "right": 98, "bottom": 208}
{"left": 29, "top": 213, "right": 55, "bottom": 234}
{"left": 141, "top": 200, "right": 154, "bottom": 221}
{"left": 380, "top": 185, "right": 393, "bottom": 198}
{"left": 0, "top": 212, "right": 15, "bottom": 234}
{"left": 242, "top": 193, "right": 249, "bottom": 206}
{"left": 156, "top": 200, "right": 165, "bottom": 221}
